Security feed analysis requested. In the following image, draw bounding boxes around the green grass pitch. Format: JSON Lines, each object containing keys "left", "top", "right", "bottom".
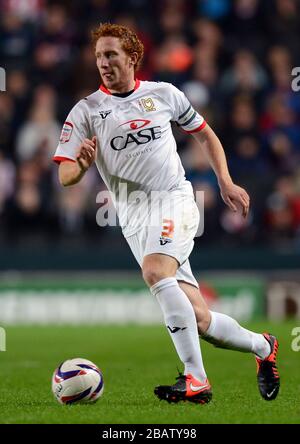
{"left": 0, "top": 321, "right": 299, "bottom": 424}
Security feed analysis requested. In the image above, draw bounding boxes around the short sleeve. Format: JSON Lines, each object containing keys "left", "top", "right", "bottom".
{"left": 168, "top": 84, "right": 207, "bottom": 133}
{"left": 53, "top": 100, "right": 91, "bottom": 164}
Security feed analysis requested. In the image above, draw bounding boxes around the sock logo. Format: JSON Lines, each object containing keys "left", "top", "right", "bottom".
{"left": 167, "top": 326, "right": 187, "bottom": 334}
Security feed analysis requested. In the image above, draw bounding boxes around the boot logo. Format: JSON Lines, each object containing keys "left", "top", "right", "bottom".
{"left": 266, "top": 388, "right": 277, "bottom": 398}
{"left": 190, "top": 383, "right": 209, "bottom": 392}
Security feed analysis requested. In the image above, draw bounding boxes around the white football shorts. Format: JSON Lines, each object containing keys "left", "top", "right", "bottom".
{"left": 125, "top": 193, "right": 199, "bottom": 288}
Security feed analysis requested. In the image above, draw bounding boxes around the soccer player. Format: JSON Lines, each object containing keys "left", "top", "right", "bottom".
{"left": 53, "top": 23, "right": 280, "bottom": 404}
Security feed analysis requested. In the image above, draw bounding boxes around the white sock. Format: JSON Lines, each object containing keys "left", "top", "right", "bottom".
{"left": 202, "top": 311, "right": 271, "bottom": 359}
{"left": 151, "top": 277, "right": 207, "bottom": 382}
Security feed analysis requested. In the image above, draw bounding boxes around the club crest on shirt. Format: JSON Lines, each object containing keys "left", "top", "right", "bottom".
{"left": 59, "top": 121, "right": 73, "bottom": 143}
{"left": 140, "top": 98, "right": 156, "bottom": 112}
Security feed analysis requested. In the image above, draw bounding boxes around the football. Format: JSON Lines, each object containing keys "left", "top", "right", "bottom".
{"left": 52, "top": 358, "right": 104, "bottom": 405}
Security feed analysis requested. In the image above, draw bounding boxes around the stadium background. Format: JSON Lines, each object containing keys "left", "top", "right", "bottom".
{"left": 0, "top": 0, "right": 299, "bottom": 323}
{"left": 0, "top": 0, "right": 300, "bottom": 425}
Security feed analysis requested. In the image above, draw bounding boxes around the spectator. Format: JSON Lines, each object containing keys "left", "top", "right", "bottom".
{"left": 16, "top": 85, "right": 61, "bottom": 162}
{"left": 0, "top": 150, "right": 15, "bottom": 213}
{"left": 220, "top": 49, "right": 268, "bottom": 98}
{"left": 0, "top": 3, "right": 300, "bottom": 250}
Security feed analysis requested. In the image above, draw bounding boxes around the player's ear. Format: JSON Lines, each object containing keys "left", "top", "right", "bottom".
{"left": 129, "top": 52, "right": 138, "bottom": 67}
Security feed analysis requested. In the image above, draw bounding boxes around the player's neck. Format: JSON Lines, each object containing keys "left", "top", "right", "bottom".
{"left": 107, "top": 78, "right": 136, "bottom": 94}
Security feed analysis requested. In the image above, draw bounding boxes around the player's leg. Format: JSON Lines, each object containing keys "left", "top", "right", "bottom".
{"left": 182, "top": 282, "right": 270, "bottom": 356}
{"left": 178, "top": 280, "right": 211, "bottom": 333}
{"left": 181, "top": 279, "right": 280, "bottom": 400}
{"left": 125, "top": 231, "right": 208, "bottom": 383}
{"left": 143, "top": 253, "right": 207, "bottom": 382}
{"left": 143, "top": 253, "right": 211, "bottom": 404}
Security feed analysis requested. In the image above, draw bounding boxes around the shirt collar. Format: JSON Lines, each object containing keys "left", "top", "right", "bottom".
{"left": 99, "top": 79, "right": 140, "bottom": 95}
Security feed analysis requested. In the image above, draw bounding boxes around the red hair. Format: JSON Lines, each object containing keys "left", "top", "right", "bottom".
{"left": 91, "top": 23, "right": 144, "bottom": 71}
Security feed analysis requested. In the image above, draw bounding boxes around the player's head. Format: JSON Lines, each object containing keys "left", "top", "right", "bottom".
{"left": 91, "top": 23, "right": 144, "bottom": 92}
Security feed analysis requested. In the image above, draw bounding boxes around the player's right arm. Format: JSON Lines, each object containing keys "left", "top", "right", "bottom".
{"left": 59, "top": 136, "right": 97, "bottom": 186}
{"left": 53, "top": 100, "right": 96, "bottom": 186}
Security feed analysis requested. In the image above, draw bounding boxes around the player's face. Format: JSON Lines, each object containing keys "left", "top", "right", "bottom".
{"left": 95, "top": 37, "right": 135, "bottom": 93}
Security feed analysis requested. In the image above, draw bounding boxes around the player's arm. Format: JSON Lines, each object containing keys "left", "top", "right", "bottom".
{"left": 192, "top": 124, "right": 250, "bottom": 218}
{"left": 59, "top": 136, "right": 97, "bottom": 186}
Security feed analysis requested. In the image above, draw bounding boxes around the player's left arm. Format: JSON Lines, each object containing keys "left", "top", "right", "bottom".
{"left": 192, "top": 123, "right": 250, "bottom": 218}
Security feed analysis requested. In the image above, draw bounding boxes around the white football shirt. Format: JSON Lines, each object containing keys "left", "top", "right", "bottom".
{"left": 53, "top": 80, "right": 206, "bottom": 236}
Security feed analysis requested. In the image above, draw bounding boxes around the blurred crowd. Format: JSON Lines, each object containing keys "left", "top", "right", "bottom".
{"left": 1, "top": 0, "right": 300, "bottom": 250}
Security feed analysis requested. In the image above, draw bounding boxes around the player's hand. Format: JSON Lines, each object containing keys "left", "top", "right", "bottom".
{"left": 219, "top": 181, "right": 250, "bottom": 218}
{"left": 76, "top": 136, "right": 97, "bottom": 172}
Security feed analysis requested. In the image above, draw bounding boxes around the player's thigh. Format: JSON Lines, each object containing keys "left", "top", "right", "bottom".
{"left": 176, "top": 259, "right": 199, "bottom": 289}
{"left": 176, "top": 260, "right": 210, "bottom": 330}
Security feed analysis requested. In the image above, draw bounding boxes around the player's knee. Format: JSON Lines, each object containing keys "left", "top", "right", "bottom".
{"left": 142, "top": 267, "right": 168, "bottom": 287}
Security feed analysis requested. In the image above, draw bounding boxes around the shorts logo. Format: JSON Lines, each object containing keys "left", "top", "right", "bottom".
{"left": 59, "top": 121, "right": 73, "bottom": 143}
{"left": 141, "top": 98, "right": 156, "bottom": 111}
{"left": 160, "top": 219, "right": 174, "bottom": 245}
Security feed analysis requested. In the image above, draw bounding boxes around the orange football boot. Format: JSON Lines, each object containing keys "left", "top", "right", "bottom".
{"left": 154, "top": 373, "right": 212, "bottom": 404}
{"left": 255, "top": 333, "right": 280, "bottom": 401}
